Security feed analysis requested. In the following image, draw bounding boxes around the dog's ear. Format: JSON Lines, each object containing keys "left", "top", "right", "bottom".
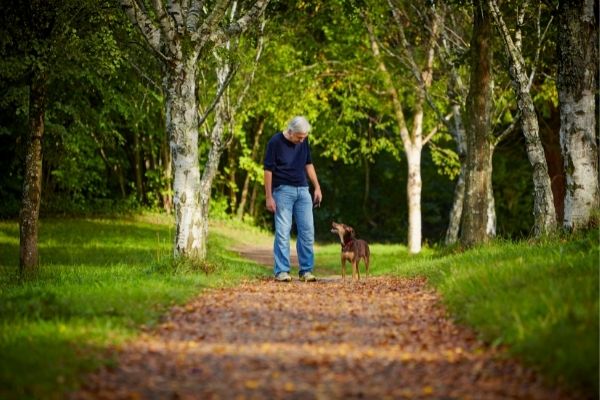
{"left": 349, "top": 226, "right": 355, "bottom": 237}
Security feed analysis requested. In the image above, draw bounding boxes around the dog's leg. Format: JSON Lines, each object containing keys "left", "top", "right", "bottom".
{"left": 341, "top": 256, "right": 346, "bottom": 281}
{"left": 352, "top": 261, "right": 358, "bottom": 280}
{"left": 365, "top": 256, "right": 370, "bottom": 278}
{"left": 356, "top": 260, "right": 361, "bottom": 280}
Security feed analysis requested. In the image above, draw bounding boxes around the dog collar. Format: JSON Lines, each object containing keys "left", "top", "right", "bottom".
{"left": 341, "top": 238, "right": 354, "bottom": 251}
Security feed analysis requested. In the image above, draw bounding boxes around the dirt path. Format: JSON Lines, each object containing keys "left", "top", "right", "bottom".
{"left": 72, "top": 247, "right": 578, "bottom": 399}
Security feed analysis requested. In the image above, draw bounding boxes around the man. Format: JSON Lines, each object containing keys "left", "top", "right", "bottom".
{"left": 264, "top": 116, "right": 322, "bottom": 282}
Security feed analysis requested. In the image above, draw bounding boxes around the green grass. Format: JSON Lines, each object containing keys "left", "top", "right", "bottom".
{"left": 0, "top": 214, "right": 270, "bottom": 400}
{"left": 376, "top": 233, "right": 596, "bottom": 395}
{"left": 316, "top": 232, "right": 599, "bottom": 395}
{"left": 1, "top": 216, "right": 597, "bottom": 397}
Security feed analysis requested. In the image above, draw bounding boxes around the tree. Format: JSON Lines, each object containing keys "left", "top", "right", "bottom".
{"left": 557, "top": 0, "right": 599, "bottom": 231}
{"left": 489, "top": 0, "right": 557, "bottom": 237}
{"left": 120, "top": 0, "right": 268, "bottom": 261}
{"left": 366, "top": 0, "right": 444, "bottom": 254}
{"left": 0, "top": 0, "right": 120, "bottom": 276}
{"left": 460, "top": 0, "right": 495, "bottom": 247}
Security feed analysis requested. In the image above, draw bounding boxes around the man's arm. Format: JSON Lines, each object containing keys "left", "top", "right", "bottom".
{"left": 305, "top": 164, "right": 322, "bottom": 205}
{"left": 264, "top": 170, "right": 276, "bottom": 212}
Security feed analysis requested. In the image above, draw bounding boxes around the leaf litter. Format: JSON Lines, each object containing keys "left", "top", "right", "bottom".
{"left": 71, "top": 276, "right": 583, "bottom": 399}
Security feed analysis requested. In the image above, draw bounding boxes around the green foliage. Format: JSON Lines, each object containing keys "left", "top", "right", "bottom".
{"left": 0, "top": 0, "right": 567, "bottom": 244}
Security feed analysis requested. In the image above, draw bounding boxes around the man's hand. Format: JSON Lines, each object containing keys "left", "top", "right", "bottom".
{"left": 266, "top": 196, "right": 276, "bottom": 213}
{"left": 313, "top": 187, "right": 322, "bottom": 207}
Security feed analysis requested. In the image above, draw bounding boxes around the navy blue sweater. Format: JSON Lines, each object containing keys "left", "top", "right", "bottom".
{"left": 263, "top": 132, "right": 313, "bottom": 188}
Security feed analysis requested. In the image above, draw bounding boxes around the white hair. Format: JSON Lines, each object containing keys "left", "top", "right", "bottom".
{"left": 286, "top": 116, "right": 311, "bottom": 134}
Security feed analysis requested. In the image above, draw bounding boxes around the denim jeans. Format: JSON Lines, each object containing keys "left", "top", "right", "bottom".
{"left": 272, "top": 185, "right": 314, "bottom": 277}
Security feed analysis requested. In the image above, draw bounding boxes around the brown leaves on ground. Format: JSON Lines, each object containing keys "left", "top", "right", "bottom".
{"left": 72, "top": 277, "right": 578, "bottom": 400}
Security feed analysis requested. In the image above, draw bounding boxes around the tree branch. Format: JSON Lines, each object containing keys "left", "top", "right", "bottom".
{"left": 152, "top": 0, "right": 175, "bottom": 41}
{"left": 365, "top": 16, "right": 412, "bottom": 148}
{"left": 206, "top": 0, "right": 269, "bottom": 49}
{"left": 197, "top": 63, "right": 239, "bottom": 128}
{"left": 167, "top": 0, "right": 185, "bottom": 33}
{"left": 423, "top": 113, "right": 453, "bottom": 146}
{"left": 493, "top": 112, "right": 521, "bottom": 146}
{"left": 121, "top": 0, "right": 165, "bottom": 59}
{"left": 232, "top": 16, "right": 265, "bottom": 115}
{"left": 186, "top": 0, "right": 204, "bottom": 32}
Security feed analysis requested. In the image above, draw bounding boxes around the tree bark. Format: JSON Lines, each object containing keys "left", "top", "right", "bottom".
{"left": 445, "top": 90, "right": 467, "bottom": 245}
{"left": 406, "top": 148, "right": 422, "bottom": 253}
{"left": 121, "top": 0, "right": 268, "bottom": 261}
{"left": 461, "top": 0, "right": 495, "bottom": 247}
{"left": 489, "top": 0, "right": 557, "bottom": 236}
{"left": 161, "top": 125, "right": 173, "bottom": 214}
{"left": 20, "top": 70, "right": 47, "bottom": 276}
{"left": 167, "top": 56, "right": 205, "bottom": 259}
{"left": 558, "top": 0, "right": 599, "bottom": 231}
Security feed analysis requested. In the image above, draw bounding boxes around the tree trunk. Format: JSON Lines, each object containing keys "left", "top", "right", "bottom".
{"left": 237, "top": 116, "right": 265, "bottom": 219}
{"left": 406, "top": 148, "right": 422, "bottom": 253}
{"left": 366, "top": 6, "right": 440, "bottom": 254}
{"left": 193, "top": 61, "right": 235, "bottom": 257}
{"left": 227, "top": 143, "right": 238, "bottom": 214}
{"left": 249, "top": 179, "right": 258, "bottom": 218}
{"left": 489, "top": 0, "right": 557, "bottom": 236}
{"left": 486, "top": 170, "right": 497, "bottom": 236}
{"left": 167, "top": 56, "right": 206, "bottom": 260}
{"left": 445, "top": 100, "right": 467, "bottom": 245}
{"left": 558, "top": 0, "right": 599, "bottom": 231}
{"left": 133, "top": 127, "right": 144, "bottom": 202}
{"left": 461, "top": 0, "right": 494, "bottom": 247}
{"left": 445, "top": 166, "right": 465, "bottom": 245}
{"left": 19, "top": 70, "right": 47, "bottom": 276}
{"left": 121, "top": 0, "right": 268, "bottom": 262}
{"left": 161, "top": 126, "right": 173, "bottom": 214}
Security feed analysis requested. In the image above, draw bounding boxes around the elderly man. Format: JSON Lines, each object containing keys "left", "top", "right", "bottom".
{"left": 264, "top": 116, "right": 322, "bottom": 282}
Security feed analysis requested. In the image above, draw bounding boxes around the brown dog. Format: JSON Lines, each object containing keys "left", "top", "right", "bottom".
{"left": 330, "top": 222, "right": 370, "bottom": 280}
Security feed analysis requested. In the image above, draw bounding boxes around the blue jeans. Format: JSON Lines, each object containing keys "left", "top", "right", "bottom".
{"left": 272, "top": 185, "right": 314, "bottom": 277}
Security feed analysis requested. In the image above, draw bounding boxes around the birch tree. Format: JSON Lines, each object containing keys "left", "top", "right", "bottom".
{"left": 489, "top": 0, "right": 557, "bottom": 237}
{"left": 366, "top": 1, "right": 443, "bottom": 254}
{"left": 557, "top": 0, "right": 599, "bottom": 231}
{"left": 120, "top": 0, "right": 268, "bottom": 261}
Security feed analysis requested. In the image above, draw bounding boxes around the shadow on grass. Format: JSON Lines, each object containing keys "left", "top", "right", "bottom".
{"left": 0, "top": 216, "right": 270, "bottom": 400}
{"left": 0, "top": 218, "right": 173, "bottom": 269}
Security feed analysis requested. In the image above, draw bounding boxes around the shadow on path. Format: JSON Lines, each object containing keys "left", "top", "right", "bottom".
{"left": 72, "top": 271, "right": 579, "bottom": 399}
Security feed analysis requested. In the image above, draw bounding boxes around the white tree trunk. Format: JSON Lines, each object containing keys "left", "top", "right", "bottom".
{"left": 366, "top": 5, "right": 440, "bottom": 254}
{"left": 561, "top": 90, "right": 599, "bottom": 229}
{"left": 166, "top": 57, "right": 206, "bottom": 259}
{"left": 486, "top": 175, "right": 497, "bottom": 236}
{"left": 121, "top": 0, "right": 268, "bottom": 262}
{"left": 445, "top": 103, "right": 467, "bottom": 245}
{"left": 558, "top": 0, "right": 599, "bottom": 231}
{"left": 407, "top": 147, "right": 422, "bottom": 254}
{"left": 489, "top": 0, "right": 557, "bottom": 236}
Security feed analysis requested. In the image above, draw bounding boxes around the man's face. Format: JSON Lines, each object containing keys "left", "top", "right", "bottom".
{"left": 289, "top": 131, "right": 308, "bottom": 144}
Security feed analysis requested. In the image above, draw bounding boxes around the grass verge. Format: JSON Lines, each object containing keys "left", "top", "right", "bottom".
{"left": 0, "top": 214, "right": 269, "bottom": 400}
{"left": 316, "top": 229, "right": 599, "bottom": 395}
{"left": 1, "top": 216, "right": 597, "bottom": 397}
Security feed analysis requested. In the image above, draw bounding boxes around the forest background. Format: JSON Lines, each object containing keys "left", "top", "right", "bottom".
{"left": 3, "top": 0, "right": 596, "bottom": 253}
{"left": 0, "top": 0, "right": 598, "bottom": 398}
